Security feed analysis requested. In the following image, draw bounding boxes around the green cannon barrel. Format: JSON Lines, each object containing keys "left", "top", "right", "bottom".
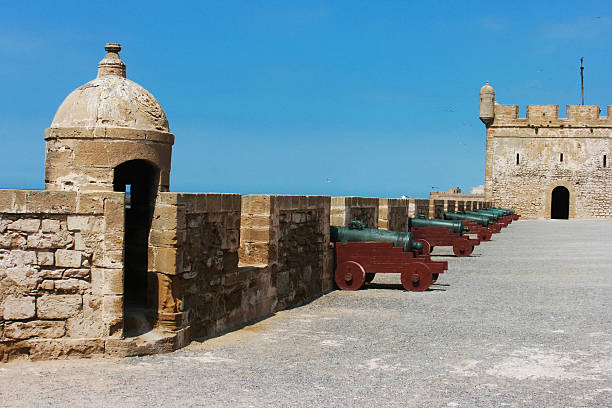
{"left": 488, "top": 208, "right": 514, "bottom": 216}
{"left": 444, "top": 212, "right": 492, "bottom": 227}
{"left": 494, "top": 208, "right": 516, "bottom": 214}
{"left": 330, "top": 223, "right": 423, "bottom": 252}
{"left": 465, "top": 210, "right": 503, "bottom": 220}
{"left": 409, "top": 217, "right": 469, "bottom": 234}
{"left": 483, "top": 208, "right": 512, "bottom": 216}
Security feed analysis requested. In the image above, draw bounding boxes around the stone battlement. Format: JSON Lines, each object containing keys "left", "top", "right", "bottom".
{"left": 491, "top": 104, "right": 612, "bottom": 130}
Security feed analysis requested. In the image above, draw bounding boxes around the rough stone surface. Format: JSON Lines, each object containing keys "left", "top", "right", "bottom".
{"left": 1, "top": 296, "right": 36, "bottom": 320}
{"left": 36, "top": 295, "right": 82, "bottom": 319}
{"left": 0, "top": 220, "right": 609, "bottom": 407}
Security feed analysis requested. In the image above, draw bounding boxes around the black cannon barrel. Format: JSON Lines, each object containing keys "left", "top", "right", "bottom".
{"left": 444, "top": 212, "right": 492, "bottom": 226}
{"left": 330, "top": 223, "right": 423, "bottom": 252}
{"left": 409, "top": 217, "right": 469, "bottom": 234}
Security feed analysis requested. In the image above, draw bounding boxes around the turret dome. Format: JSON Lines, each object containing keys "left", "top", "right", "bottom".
{"left": 50, "top": 43, "right": 169, "bottom": 132}
{"left": 44, "top": 43, "right": 174, "bottom": 193}
{"left": 480, "top": 81, "right": 495, "bottom": 96}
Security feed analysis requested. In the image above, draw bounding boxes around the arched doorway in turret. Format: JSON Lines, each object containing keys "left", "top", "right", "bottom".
{"left": 551, "top": 186, "right": 570, "bottom": 219}
{"left": 113, "top": 159, "right": 159, "bottom": 335}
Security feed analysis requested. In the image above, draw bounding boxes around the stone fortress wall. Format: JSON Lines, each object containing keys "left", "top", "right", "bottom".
{"left": 1, "top": 193, "right": 487, "bottom": 361}
{"left": 480, "top": 83, "right": 611, "bottom": 219}
{"left": 1, "top": 44, "right": 492, "bottom": 361}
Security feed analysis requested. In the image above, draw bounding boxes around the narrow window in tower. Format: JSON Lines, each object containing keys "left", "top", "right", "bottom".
{"left": 560, "top": 153, "right": 564, "bottom": 162}
{"left": 516, "top": 153, "right": 520, "bottom": 165}
{"left": 125, "top": 184, "right": 132, "bottom": 209}
{"left": 604, "top": 155, "right": 607, "bottom": 168}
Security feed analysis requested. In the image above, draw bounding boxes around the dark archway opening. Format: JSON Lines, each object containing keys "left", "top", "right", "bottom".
{"left": 551, "top": 186, "right": 569, "bottom": 219}
{"left": 113, "top": 160, "right": 159, "bottom": 336}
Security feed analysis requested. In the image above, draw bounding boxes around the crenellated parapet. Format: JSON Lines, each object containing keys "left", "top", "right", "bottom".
{"left": 489, "top": 104, "right": 612, "bottom": 132}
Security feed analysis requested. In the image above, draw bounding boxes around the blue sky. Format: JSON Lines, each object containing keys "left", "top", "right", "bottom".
{"left": 1, "top": 1, "right": 610, "bottom": 197}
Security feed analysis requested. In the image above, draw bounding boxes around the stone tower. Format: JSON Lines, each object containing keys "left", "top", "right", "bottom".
{"left": 44, "top": 43, "right": 174, "bottom": 193}
{"left": 480, "top": 82, "right": 611, "bottom": 219}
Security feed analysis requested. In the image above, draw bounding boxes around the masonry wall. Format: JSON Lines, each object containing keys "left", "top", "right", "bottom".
{"left": 239, "top": 195, "right": 333, "bottom": 319}
{"left": 0, "top": 190, "right": 124, "bottom": 361}
{"left": 379, "top": 198, "right": 409, "bottom": 231}
{"left": 485, "top": 104, "right": 611, "bottom": 219}
{"left": 147, "top": 193, "right": 242, "bottom": 340}
{"left": 331, "top": 197, "right": 379, "bottom": 228}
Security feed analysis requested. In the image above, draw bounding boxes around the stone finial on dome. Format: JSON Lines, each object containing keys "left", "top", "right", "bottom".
{"left": 98, "top": 43, "right": 126, "bottom": 78}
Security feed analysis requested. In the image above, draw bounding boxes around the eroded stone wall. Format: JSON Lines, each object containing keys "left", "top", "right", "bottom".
{"left": 0, "top": 190, "right": 124, "bottom": 361}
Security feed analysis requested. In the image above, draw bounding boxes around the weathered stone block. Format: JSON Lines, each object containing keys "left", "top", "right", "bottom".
{"left": 27, "top": 338, "right": 105, "bottom": 360}
{"left": 91, "top": 268, "right": 123, "bottom": 295}
{"left": 27, "top": 230, "right": 74, "bottom": 249}
{"left": 4, "top": 265, "right": 43, "bottom": 290}
{"left": 103, "top": 196, "right": 124, "bottom": 233}
{"left": 8, "top": 219, "right": 41, "bottom": 233}
{"left": 2, "top": 296, "right": 36, "bottom": 320}
{"left": 55, "top": 279, "right": 90, "bottom": 293}
{"left": 55, "top": 249, "right": 83, "bottom": 267}
{"left": 149, "top": 229, "right": 178, "bottom": 247}
{"left": 4, "top": 321, "right": 66, "bottom": 339}
{"left": 0, "top": 190, "right": 16, "bottom": 212}
{"left": 63, "top": 268, "right": 90, "bottom": 278}
{"left": 37, "top": 294, "right": 82, "bottom": 319}
{"left": 39, "top": 280, "right": 55, "bottom": 291}
{"left": 149, "top": 247, "right": 180, "bottom": 275}
{"left": 67, "top": 215, "right": 95, "bottom": 231}
{"left": 37, "top": 251, "right": 55, "bottom": 266}
{"left": 76, "top": 194, "right": 105, "bottom": 214}
{"left": 26, "top": 191, "right": 77, "bottom": 213}
{"left": 102, "top": 250, "right": 123, "bottom": 268}
{"left": 102, "top": 295, "right": 123, "bottom": 316}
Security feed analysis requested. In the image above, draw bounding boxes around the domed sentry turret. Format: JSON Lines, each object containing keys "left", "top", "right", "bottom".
{"left": 479, "top": 81, "right": 495, "bottom": 126}
{"left": 44, "top": 43, "right": 174, "bottom": 193}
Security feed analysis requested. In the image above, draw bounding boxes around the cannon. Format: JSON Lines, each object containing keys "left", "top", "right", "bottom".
{"left": 488, "top": 207, "right": 520, "bottom": 221}
{"left": 443, "top": 212, "right": 499, "bottom": 236}
{"left": 331, "top": 220, "right": 423, "bottom": 252}
{"left": 331, "top": 221, "right": 447, "bottom": 292}
{"left": 408, "top": 217, "right": 480, "bottom": 257}
{"left": 469, "top": 209, "right": 514, "bottom": 226}
{"left": 465, "top": 210, "right": 509, "bottom": 228}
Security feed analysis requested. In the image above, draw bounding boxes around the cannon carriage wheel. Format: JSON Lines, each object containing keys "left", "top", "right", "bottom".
{"left": 452, "top": 239, "right": 474, "bottom": 257}
{"left": 478, "top": 230, "right": 492, "bottom": 242}
{"left": 335, "top": 260, "right": 366, "bottom": 290}
{"left": 400, "top": 262, "right": 433, "bottom": 292}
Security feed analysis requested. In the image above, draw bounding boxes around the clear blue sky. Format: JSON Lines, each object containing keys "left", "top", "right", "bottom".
{"left": 1, "top": 1, "right": 610, "bottom": 197}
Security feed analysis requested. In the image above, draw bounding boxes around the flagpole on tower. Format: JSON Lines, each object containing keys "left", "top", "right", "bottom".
{"left": 580, "top": 57, "right": 584, "bottom": 105}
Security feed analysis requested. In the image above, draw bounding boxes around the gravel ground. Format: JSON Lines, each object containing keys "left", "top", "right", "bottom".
{"left": 1, "top": 219, "right": 611, "bottom": 407}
